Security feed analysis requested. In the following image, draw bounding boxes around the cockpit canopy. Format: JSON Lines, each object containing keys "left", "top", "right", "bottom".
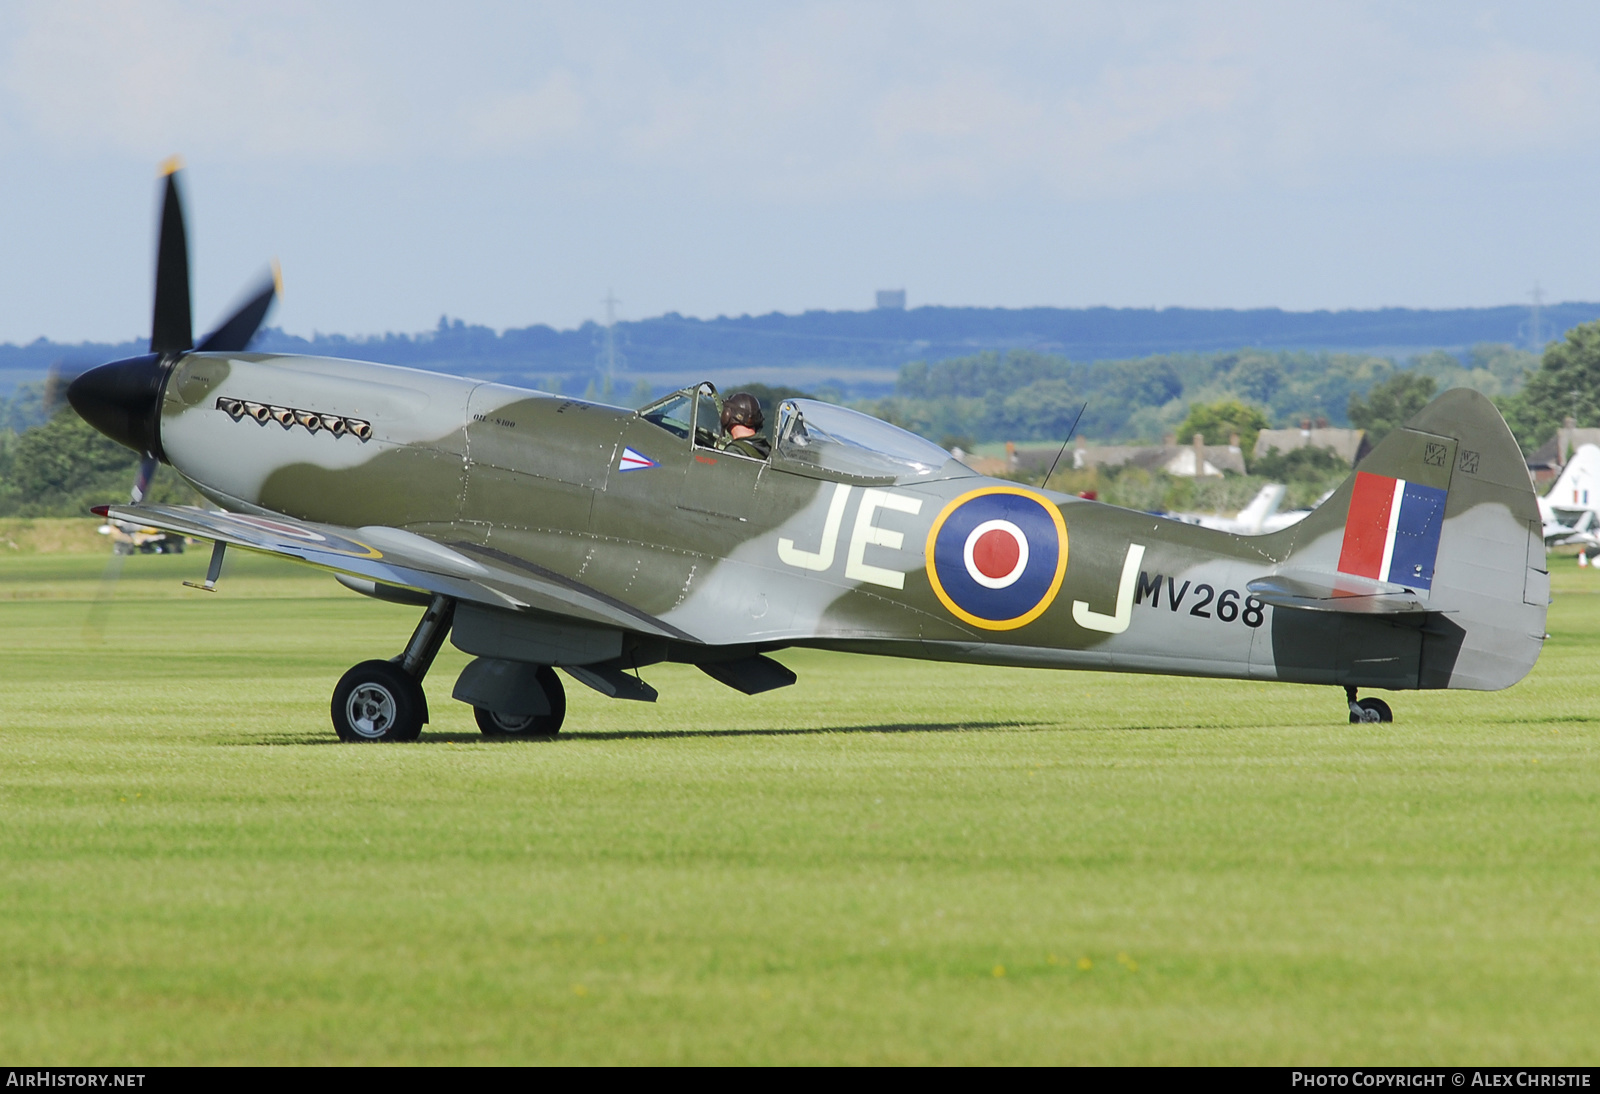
{"left": 774, "top": 399, "right": 974, "bottom": 483}
{"left": 636, "top": 384, "right": 974, "bottom": 484}
{"left": 638, "top": 384, "right": 722, "bottom": 448}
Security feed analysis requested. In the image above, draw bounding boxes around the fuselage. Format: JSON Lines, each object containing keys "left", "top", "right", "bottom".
{"left": 134, "top": 351, "right": 1542, "bottom": 692}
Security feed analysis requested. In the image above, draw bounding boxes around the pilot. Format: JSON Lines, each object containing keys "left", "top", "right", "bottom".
{"left": 720, "top": 392, "right": 771, "bottom": 459}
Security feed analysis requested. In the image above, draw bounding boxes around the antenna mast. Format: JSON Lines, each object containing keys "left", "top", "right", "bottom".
{"left": 1530, "top": 283, "right": 1544, "bottom": 353}
{"left": 601, "top": 289, "right": 621, "bottom": 385}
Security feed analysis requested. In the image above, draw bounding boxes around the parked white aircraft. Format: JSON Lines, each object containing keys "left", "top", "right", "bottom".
{"left": 1165, "top": 483, "right": 1312, "bottom": 535}
{"left": 1539, "top": 444, "right": 1600, "bottom": 549}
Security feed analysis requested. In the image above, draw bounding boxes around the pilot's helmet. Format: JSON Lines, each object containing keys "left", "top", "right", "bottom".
{"left": 721, "top": 392, "right": 764, "bottom": 433}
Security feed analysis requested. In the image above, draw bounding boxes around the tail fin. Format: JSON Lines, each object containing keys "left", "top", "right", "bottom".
{"left": 1265, "top": 388, "right": 1545, "bottom": 691}
{"left": 1235, "top": 483, "right": 1286, "bottom": 534}
{"left": 1546, "top": 442, "right": 1600, "bottom": 515}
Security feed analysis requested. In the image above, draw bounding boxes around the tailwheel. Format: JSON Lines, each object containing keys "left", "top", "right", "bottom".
{"left": 332, "top": 659, "right": 426, "bottom": 742}
{"left": 1345, "top": 686, "right": 1393, "bottom": 725}
{"left": 475, "top": 665, "right": 566, "bottom": 738}
{"left": 1347, "top": 692, "right": 1393, "bottom": 724}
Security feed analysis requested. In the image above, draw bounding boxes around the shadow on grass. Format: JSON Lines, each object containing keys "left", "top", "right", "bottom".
{"left": 234, "top": 719, "right": 1056, "bottom": 746}
{"left": 1487, "top": 713, "right": 1600, "bottom": 725}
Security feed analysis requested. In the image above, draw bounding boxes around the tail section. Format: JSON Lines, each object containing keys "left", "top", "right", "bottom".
{"left": 1260, "top": 388, "right": 1545, "bottom": 691}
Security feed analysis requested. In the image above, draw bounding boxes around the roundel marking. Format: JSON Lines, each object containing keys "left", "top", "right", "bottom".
{"left": 230, "top": 514, "right": 328, "bottom": 542}
{"left": 227, "top": 514, "right": 383, "bottom": 559}
{"left": 925, "top": 486, "right": 1068, "bottom": 630}
{"left": 964, "top": 519, "right": 1028, "bottom": 589}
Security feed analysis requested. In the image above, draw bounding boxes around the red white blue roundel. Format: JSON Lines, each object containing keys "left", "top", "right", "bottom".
{"left": 224, "top": 513, "right": 382, "bottom": 559}
{"left": 925, "top": 487, "right": 1069, "bottom": 630}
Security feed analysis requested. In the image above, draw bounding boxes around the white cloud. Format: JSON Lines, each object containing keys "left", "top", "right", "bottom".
{"left": 461, "top": 70, "right": 587, "bottom": 153}
{"left": 2, "top": 1, "right": 400, "bottom": 161}
{"left": 3, "top": 0, "right": 1599, "bottom": 198}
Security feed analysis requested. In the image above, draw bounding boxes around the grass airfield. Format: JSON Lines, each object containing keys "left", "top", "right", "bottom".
{"left": 1, "top": 538, "right": 1597, "bottom": 1065}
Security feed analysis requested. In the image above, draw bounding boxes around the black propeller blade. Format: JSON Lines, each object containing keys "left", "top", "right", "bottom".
{"left": 195, "top": 261, "right": 281, "bottom": 353}
{"left": 67, "top": 157, "right": 280, "bottom": 459}
{"left": 130, "top": 454, "right": 158, "bottom": 504}
{"left": 150, "top": 158, "right": 193, "bottom": 356}
{"left": 42, "top": 360, "right": 79, "bottom": 416}
{"left": 149, "top": 156, "right": 280, "bottom": 356}
{"left": 69, "top": 155, "right": 282, "bottom": 634}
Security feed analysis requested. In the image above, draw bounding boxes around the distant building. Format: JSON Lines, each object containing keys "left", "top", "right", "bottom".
{"left": 997, "top": 435, "right": 1246, "bottom": 478}
{"left": 953, "top": 447, "right": 1012, "bottom": 477}
{"left": 1066, "top": 434, "right": 1246, "bottom": 478}
{"left": 1253, "top": 420, "right": 1370, "bottom": 466}
{"left": 875, "top": 289, "right": 906, "bottom": 310}
{"left": 1529, "top": 418, "right": 1600, "bottom": 482}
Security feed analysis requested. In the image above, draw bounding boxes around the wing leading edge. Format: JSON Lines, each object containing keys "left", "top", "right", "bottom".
{"left": 96, "top": 502, "right": 700, "bottom": 643}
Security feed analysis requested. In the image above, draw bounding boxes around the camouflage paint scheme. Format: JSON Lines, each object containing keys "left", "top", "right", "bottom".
{"left": 116, "top": 350, "right": 1546, "bottom": 703}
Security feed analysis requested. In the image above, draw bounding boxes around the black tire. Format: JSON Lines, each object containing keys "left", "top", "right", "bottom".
{"left": 1359, "top": 697, "right": 1393, "bottom": 723}
{"left": 475, "top": 665, "right": 565, "bottom": 738}
{"left": 331, "top": 659, "right": 426, "bottom": 742}
{"left": 1349, "top": 696, "right": 1394, "bottom": 724}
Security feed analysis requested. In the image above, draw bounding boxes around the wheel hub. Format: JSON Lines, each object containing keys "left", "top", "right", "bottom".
{"left": 347, "top": 683, "right": 397, "bottom": 738}
{"left": 492, "top": 712, "right": 537, "bottom": 733}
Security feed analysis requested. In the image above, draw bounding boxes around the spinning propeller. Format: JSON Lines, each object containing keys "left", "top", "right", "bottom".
{"left": 66, "top": 157, "right": 281, "bottom": 475}
{"left": 65, "top": 159, "right": 280, "bottom": 635}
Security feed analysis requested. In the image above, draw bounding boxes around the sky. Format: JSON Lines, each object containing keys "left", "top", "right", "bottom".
{"left": 3, "top": 0, "right": 1599, "bottom": 344}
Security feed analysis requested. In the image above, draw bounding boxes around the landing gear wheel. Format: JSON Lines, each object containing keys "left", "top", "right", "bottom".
{"left": 475, "top": 665, "right": 565, "bottom": 738}
{"left": 1349, "top": 697, "right": 1393, "bottom": 724}
{"left": 332, "top": 659, "right": 426, "bottom": 742}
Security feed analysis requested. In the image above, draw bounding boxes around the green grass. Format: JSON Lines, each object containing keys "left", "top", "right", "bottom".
{"left": 2, "top": 551, "right": 1597, "bottom": 1064}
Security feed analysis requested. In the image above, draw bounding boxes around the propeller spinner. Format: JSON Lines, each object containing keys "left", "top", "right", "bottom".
{"left": 67, "top": 159, "right": 279, "bottom": 461}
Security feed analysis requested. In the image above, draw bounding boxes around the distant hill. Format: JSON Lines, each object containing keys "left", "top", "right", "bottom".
{"left": 4, "top": 302, "right": 1595, "bottom": 399}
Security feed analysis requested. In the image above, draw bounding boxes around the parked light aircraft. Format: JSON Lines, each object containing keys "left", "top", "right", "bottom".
{"left": 1539, "top": 443, "right": 1600, "bottom": 550}
{"left": 65, "top": 166, "right": 1549, "bottom": 740}
{"left": 1164, "top": 483, "right": 1312, "bottom": 536}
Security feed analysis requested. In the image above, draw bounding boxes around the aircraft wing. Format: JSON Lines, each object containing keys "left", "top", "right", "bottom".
{"left": 1541, "top": 509, "right": 1600, "bottom": 548}
{"left": 1246, "top": 571, "right": 1434, "bottom": 614}
{"left": 95, "top": 503, "right": 701, "bottom": 643}
{"left": 1544, "top": 520, "right": 1583, "bottom": 547}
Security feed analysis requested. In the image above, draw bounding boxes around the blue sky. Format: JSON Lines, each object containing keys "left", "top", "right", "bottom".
{"left": 3, "top": 1, "right": 1599, "bottom": 344}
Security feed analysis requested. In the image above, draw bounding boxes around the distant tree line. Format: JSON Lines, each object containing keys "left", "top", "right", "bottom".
{"left": 4, "top": 325, "right": 1597, "bottom": 518}
{"left": 0, "top": 407, "right": 192, "bottom": 518}
{"left": 859, "top": 342, "right": 1536, "bottom": 447}
{"left": 206, "top": 303, "right": 1600, "bottom": 377}
{"left": 8, "top": 302, "right": 1596, "bottom": 399}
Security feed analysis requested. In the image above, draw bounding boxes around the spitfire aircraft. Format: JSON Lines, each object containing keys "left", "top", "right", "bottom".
{"left": 66, "top": 166, "right": 1549, "bottom": 741}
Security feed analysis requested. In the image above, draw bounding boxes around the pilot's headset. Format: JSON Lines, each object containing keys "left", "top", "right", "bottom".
{"left": 721, "top": 393, "right": 764, "bottom": 435}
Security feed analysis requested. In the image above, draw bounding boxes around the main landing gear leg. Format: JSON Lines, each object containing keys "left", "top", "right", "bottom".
{"left": 1345, "top": 685, "right": 1393, "bottom": 725}
{"left": 331, "top": 594, "right": 457, "bottom": 742}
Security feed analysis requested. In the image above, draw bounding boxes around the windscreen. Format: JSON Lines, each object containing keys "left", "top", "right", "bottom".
{"left": 640, "top": 393, "right": 693, "bottom": 439}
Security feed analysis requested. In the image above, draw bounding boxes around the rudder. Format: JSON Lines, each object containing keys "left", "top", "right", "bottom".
{"left": 1266, "top": 388, "right": 1546, "bottom": 690}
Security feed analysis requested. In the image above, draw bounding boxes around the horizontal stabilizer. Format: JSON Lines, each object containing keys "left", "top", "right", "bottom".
{"left": 1247, "top": 571, "right": 1432, "bottom": 615}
